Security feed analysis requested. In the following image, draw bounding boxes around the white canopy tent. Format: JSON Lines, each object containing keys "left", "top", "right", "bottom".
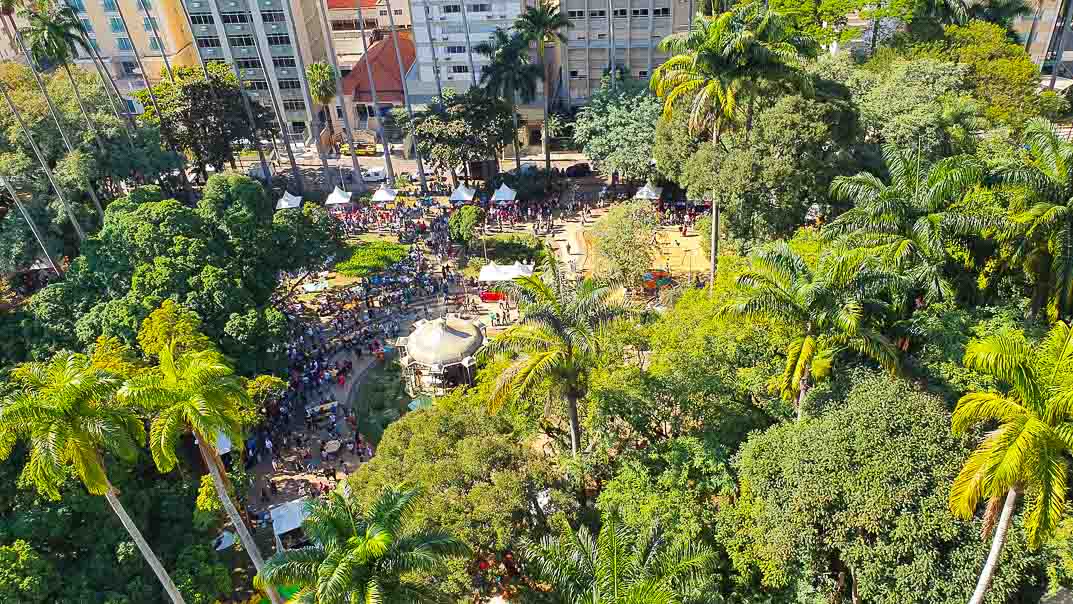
{"left": 491, "top": 183, "right": 517, "bottom": 202}
{"left": 478, "top": 261, "right": 535, "bottom": 282}
{"left": 371, "top": 183, "right": 398, "bottom": 203}
{"left": 325, "top": 186, "right": 353, "bottom": 206}
{"left": 449, "top": 183, "right": 476, "bottom": 202}
{"left": 634, "top": 183, "right": 663, "bottom": 200}
{"left": 275, "top": 190, "right": 302, "bottom": 210}
{"left": 270, "top": 497, "right": 311, "bottom": 551}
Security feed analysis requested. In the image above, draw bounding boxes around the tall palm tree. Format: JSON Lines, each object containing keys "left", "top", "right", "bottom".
{"left": 306, "top": 61, "right": 339, "bottom": 153}
{"left": 0, "top": 352, "right": 188, "bottom": 603}
{"left": 651, "top": 2, "right": 815, "bottom": 141}
{"left": 515, "top": 1, "right": 570, "bottom": 180}
{"left": 949, "top": 322, "right": 1073, "bottom": 604}
{"left": 720, "top": 243, "right": 901, "bottom": 419}
{"left": 23, "top": 6, "right": 105, "bottom": 152}
{"left": 480, "top": 250, "right": 634, "bottom": 456}
{"left": 119, "top": 341, "right": 284, "bottom": 604}
{"left": 261, "top": 486, "right": 465, "bottom": 602}
{"left": 827, "top": 144, "right": 984, "bottom": 305}
{"left": 993, "top": 118, "right": 1073, "bottom": 319}
{"left": 524, "top": 508, "right": 716, "bottom": 603}
{"left": 475, "top": 28, "right": 542, "bottom": 171}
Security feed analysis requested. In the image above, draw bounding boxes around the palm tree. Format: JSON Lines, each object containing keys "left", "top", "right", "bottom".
{"left": 720, "top": 243, "right": 901, "bottom": 419}
{"left": 0, "top": 352, "right": 188, "bottom": 603}
{"left": 119, "top": 341, "right": 284, "bottom": 604}
{"left": 651, "top": 2, "right": 815, "bottom": 141}
{"left": 261, "top": 486, "right": 465, "bottom": 602}
{"left": 968, "top": 0, "right": 1033, "bottom": 41}
{"left": 480, "top": 251, "right": 634, "bottom": 456}
{"left": 826, "top": 144, "right": 984, "bottom": 305}
{"left": 949, "top": 322, "right": 1073, "bottom": 604}
{"left": 306, "top": 61, "right": 339, "bottom": 154}
{"left": 993, "top": 118, "right": 1073, "bottom": 319}
{"left": 524, "top": 508, "right": 716, "bottom": 603}
{"left": 515, "top": 1, "right": 570, "bottom": 180}
{"left": 476, "top": 28, "right": 542, "bottom": 171}
{"left": 24, "top": 6, "right": 105, "bottom": 153}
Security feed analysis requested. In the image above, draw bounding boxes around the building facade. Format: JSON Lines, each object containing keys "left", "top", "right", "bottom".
{"left": 326, "top": 0, "right": 411, "bottom": 71}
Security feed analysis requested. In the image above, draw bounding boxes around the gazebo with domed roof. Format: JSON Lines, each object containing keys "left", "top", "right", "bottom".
{"left": 396, "top": 316, "right": 484, "bottom": 396}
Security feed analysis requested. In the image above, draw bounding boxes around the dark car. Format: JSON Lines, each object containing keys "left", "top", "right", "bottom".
{"left": 565, "top": 162, "right": 591, "bottom": 177}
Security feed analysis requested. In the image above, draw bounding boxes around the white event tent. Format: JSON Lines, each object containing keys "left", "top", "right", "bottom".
{"left": 634, "top": 183, "right": 663, "bottom": 200}
{"left": 491, "top": 183, "right": 517, "bottom": 202}
{"left": 449, "top": 183, "right": 476, "bottom": 202}
{"left": 371, "top": 183, "right": 398, "bottom": 203}
{"left": 478, "top": 261, "right": 535, "bottom": 282}
{"left": 325, "top": 186, "right": 352, "bottom": 206}
{"left": 275, "top": 190, "right": 301, "bottom": 210}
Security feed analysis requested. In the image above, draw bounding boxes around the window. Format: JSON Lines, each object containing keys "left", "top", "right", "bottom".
{"left": 468, "top": 3, "right": 490, "bottom": 11}
{"left": 267, "top": 33, "right": 290, "bottom": 45}
{"left": 149, "top": 36, "right": 163, "bottom": 50}
{"left": 331, "top": 18, "right": 358, "bottom": 30}
{"left": 290, "top": 121, "right": 307, "bottom": 134}
{"left": 569, "top": 69, "right": 581, "bottom": 78}
{"left": 117, "top": 37, "right": 133, "bottom": 50}
{"left": 246, "top": 79, "right": 269, "bottom": 90}
{"left": 567, "top": 9, "right": 584, "bottom": 18}
{"left": 121, "top": 60, "right": 138, "bottom": 74}
{"left": 262, "top": 10, "right": 286, "bottom": 22}
{"left": 446, "top": 45, "right": 465, "bottom": 53}
{"left": 236, "top": 58, "right": 261, "bottom": 68}
{"left": 137, "top": 0, "right": 151, "bottom": 11}
{"left": 79, "top": 17, "right": 93, "bottom": 32}
{"left": 283, "top": 99, "right": 305, "bottom": 111}
{"left": 336, "top": 106, "right": 343, "bottom": 117}
{"left": 589, "top": 9, "right": 606, "bottom": 17}
{"left": 613, "top": 8, "right": 627, "bottom": 17}
{"left": 443, "top": 4, "right": 460, "bottom": 13}
{"left": 228, "top": 35, "right": 254, "bottom": 46}
{"left": 67, "top": 0, "right": 86, "bottom": 12}
{"left": 221, "top": 12, "right": 249, "bottom": 23}
{"left": 272, "top": 56, "right": 296, "bottom": 67}
{"left": 393, "top": 8, "right": 402, "bottom": 14}
{"left": 442, "top": 23, "right": 463, "bottom": 33}
{"left": 196, "top": 37, "right": 221, "bottom": 47}
{"left": 653, "top": 7, "right": 670, "bottom": 16}
{"left": 631, "top": 8, "right": 648, "bottom": 16}
{"left": 90, "top": 39, "right": 101, "bottom": 52}
{"left": 143, "top": 16, "right": 158, "bottom": 31}
{"left": 596, "top": 32, "right": 607, "bottom": 39}
{"left": 450, "top": 65, "right": 469, "bottom": 73}
{"left": 278, "top": 78, "right": 301, "bottom": 89}
{"left": 364, "top": 18, "right": 377, "bottom": 28}
{"left": 102, "top": 0, "right": 117, "bottom": 10}
{"left": 378, "top": 9, "right": 386, "bottom": 15}
{"left": 124, "top": 98, "right": 137, "bottom": 112}
{"left": 190, "top": 13, "right": 213, "bottom": 24}
{"left": 637, "top": 70, "right": 648, "bottom": 77}
{"left": 109, "top": 17, "right": 125, "bottom": 32}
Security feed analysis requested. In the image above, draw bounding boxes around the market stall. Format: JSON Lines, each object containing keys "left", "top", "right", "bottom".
{"left": 276, "top": 190, "right": 302, "bottom": 210}
{"left": 371, "top": 183, "right": 398, "bottom": 203}
{"left": 325, "top": 186, "right": 353, "bottom": 207}
{"left": 270, "top": 497, "right": 311, "bottom": 552}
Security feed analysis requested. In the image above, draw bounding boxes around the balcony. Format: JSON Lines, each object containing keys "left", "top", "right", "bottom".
{"left": 239, "top": 67, "right": 265, "bottom": 79}
{"left": 198, "top": 46, "right": 223, "bottom": 58}
{"left": 269, "top": 44, "right": 295, "bottom": 56}
{"left": 224, "top": 22, "right": 253, "bottom": 34}
{"left": 278, "top": 87, "right": 304, "bottom": 100}
{"left": 275, "top": 66, "right": 297, "bottom": 78}
{"left": 192, "top": 23, "right": 217, "bottom": 35}
{"left": 285, "top": 108, "right": 307, "bottom": 120}
{"left": 216, "top": 0, "right": 247, "bottom": 10}
{"left": 263, "top": 22, "right": 288, "bottom": 34}
{"left": 257, "top": 0, "right": 281, "bottom": 9}
{"left": 231, "top": 45, "right": 257, "bottom": 57}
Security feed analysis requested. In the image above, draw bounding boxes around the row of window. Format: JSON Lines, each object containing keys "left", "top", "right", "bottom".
{"left": 196, "top": 32, "right": 289, "bottom": 47}
{"left": 569, "top": 69, "right": 648, "bottom": 78}
{"left": 235, "top": 56, "right": 297, "bottom": 68}
{"left": 189, "top": 10, "right": 285, "bottom": 25}
{"left": 70, "top": 0, "right": 151, "bottom": 12}
{"left": 330, "top": 18, "right": 378, "bottom": 31}
{"left": 567, "top": 7, "right": 671, "bottom": 18}
{"left": 442, "top": 3, "right": 491, "bottom": 13}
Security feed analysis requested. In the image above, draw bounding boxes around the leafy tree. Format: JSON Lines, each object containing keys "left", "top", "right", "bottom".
{"left": 120, "top": 339, "right": 283, "bottom": 604}
{"left": 262, "top": 487, "right": 466, "bottom": 603}
{"left": 133, "top": 63, "right": 270, "bottom": 181}
{"left": 306, "top": 61, "right": 338, "bottom": 150}
{"left": 720, "top": 242, "right": 900, "bottom": 417}
{"left": 590, "top": 200, "right": 659, "bottom": 283}
{"left": 0, "top": 352, "right": 188, "bottom": 603}
{"left": 524, "top": 509, "right": 717, "bottom": 603}
{"left": 448, "top": 204, "right": 485, "bottom": 250}
{"left": 949, "top": 322, "right": 1073, "bottom": 604}
{"left": 0, "top": 540, "right": 58, "bottom": 603}
{"left": 720, "top": 371, "right": 1047, "bottom": 604}
{"left": 966, "top": 0, "right": 1032, "bottom": 40}
{"left": 573, "top": 78, "right": 663, "bottom": 182}
{"left": 827, "top": 144, "right": 983, "bottom": 304}
{"left": 475, "top": 28, "right": 542, "bottom": 169}
{"left": 481, "top": 253, "right": 635, "bottom": 456}
{"left": 136, "top": 299, "right": 213, "bottom": 358}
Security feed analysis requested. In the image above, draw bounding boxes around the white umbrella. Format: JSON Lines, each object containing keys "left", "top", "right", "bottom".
{"left": 449, "top": 183, "right": 476, "bottom": 202}
{"left": 371, "top": 183, "right": 398, "bottom": 203}
{"left": 491, "top": 183, "right": 517, "bottom": 201}
{"left": 634, "top": 183, "right": 663, "bottom": 200}
{"left": 275, "top": 190, "right": 302, "bottom": 210}
{"left": 325, "top": 186, "right": 353, "bottom": 206}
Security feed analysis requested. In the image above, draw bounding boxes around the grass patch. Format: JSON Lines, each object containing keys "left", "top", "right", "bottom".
{"left": 478, "top": 233, "right": 547, "bottom": 264}
{"left": 335, "top": 239, "right": 409, "bottom": 278}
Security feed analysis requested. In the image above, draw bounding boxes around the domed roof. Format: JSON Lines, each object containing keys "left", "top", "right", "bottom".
{"left": 404, "top": 317, "right": 484, "bottom": 367}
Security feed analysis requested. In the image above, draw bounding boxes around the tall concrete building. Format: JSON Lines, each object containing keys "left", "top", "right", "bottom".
{"left": 1017, "top": 0, "right": 1073, "bottom": 82}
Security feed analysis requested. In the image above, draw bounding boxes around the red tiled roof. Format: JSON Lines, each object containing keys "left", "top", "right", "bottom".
{"left": 341, "top": 31, "right": 415, "bottom": 104}
{"left": 326, "top": 0, "right": 378, "bottom": 10}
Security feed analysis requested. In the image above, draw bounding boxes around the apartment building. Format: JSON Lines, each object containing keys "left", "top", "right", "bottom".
{"left": 181, "top": 0, "right": 326, "bottom": 138}
{"left": 325, "top": 0, "right": 411, "bottom": 70}
{"left": 560, "top": 0, "right": 690, "bottom": 102}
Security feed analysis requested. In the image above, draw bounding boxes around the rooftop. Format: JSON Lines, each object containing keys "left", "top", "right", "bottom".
{"left": 341, "top": 31, "right": 415, "bottom": 103}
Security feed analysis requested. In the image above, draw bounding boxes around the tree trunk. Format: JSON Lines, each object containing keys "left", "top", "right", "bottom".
{"left": 869, "top": 17, "right": 879, "bottom": 55}
{"left": 796, "top": 367, "right": 810, "bottom": 421}
{"left": 565, "top": 391, "right": 581, "bottom": 457}
{"left": 511, "top": 95, "right": 522, "bottom": 171}
{"left": 104, "top": 484, "right": 188, "bottom": 603}
{"left": 541, "top": 45, "right": 551, "bottom": 187}
{"left": 968, "top": 488, "right": 1018, "bottom": 604}
{"left": 195, "top": 434, "right": 283, "bottom": 604}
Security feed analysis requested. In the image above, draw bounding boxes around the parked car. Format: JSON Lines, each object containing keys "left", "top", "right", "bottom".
{"left": 565, "top": 162, "right": 591, "bottom": 177}
{"left": 361, "top": 167, "right": 387, "bottom": 182}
